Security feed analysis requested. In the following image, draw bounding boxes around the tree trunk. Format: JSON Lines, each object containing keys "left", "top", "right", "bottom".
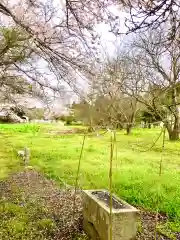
{"left": 117, "top": 123, "right": 123, "bottom": 130}
{"left": 166, "top": 118, "right": 180, "bottom": 141}
{"left": 126, "top": 124, "right": 132, "bottom": 135}
{"left": 165, "top": 87, "right": 180, "bottom": 140}
{"left": 168, "top": 129, "right": 179, "bottom": 140}
{"left": 168, "top": 87, "right": 180, "bottom": 141}
{"left": 126, "top": 104, "right": 136, "bottom": 135}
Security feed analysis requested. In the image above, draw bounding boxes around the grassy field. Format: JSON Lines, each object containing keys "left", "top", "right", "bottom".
{"left": 0, "top": 123, "right": 180, "bottom": 233}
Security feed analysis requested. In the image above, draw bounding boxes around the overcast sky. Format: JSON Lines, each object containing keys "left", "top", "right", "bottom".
{"left": 95, "top": 5, "right": 128, "bottom": 54}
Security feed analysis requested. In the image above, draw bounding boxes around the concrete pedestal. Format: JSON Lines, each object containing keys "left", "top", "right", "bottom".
{"left": 82, "top": 189, "right": 139, "bottom": 240}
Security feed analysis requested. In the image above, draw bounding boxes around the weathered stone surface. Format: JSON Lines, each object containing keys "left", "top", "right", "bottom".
{"left": 82, "top": 189, "right": 139, "bottom": 240}
{"left": 83, "top": 218, "right": 100, "bottom": 239}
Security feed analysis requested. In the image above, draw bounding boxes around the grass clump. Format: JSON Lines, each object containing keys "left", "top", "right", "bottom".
{"left": 0, "top": 199, "right": 57, "bottom": 240}
{"left": 156, "top": 221, "right": 180, "bottom": 240}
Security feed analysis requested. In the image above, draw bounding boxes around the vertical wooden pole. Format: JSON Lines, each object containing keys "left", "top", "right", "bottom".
{"left": 109, "top": 131, "right": 115, "bottom": 240}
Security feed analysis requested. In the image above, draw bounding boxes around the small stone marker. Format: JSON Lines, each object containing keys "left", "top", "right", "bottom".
{"left": 24, "top": 147, "right": 30, "bottom": 166}
{"left": 17, "top": 147, "right": 30, "bottom": 166}
{"left": 82, "top": 189, "right": 139, "bottom": 240}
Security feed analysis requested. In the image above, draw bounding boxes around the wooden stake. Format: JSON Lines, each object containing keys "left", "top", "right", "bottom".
{"left": 73, "top": 132, "right": 86, "bottom": 218}
{"left": 109, "top": 131, "right": 115, "bottom": 240}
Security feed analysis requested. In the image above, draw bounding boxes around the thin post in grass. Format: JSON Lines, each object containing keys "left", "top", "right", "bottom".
{"left": 73, "top": 132, "right": 86, "bottom": 218}
{"left": 155, "top": 126, "right": 166, "bottom": 239}
{"left": 109, "top": 130, "right": 116, "bottom": 240}
{"left": 159, "top": 127, "right": 166, "bottom": 176}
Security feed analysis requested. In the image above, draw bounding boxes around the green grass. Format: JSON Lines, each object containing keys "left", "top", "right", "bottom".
{"left": 0, "top": 123, "right": 180, "bottom": 225}
{"left": 157, "top": 221, "right": 180, "bottom": 239}
{"left": 0, "top": 200, "right": 57, "bottom": 240}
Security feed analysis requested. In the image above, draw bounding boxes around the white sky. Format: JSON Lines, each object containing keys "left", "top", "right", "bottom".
{"left": 95, "top": 5, "right": 128, "bottom": 55}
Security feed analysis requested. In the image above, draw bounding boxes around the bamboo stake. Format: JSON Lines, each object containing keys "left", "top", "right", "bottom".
{"left": 109, "top": 131, "right": 115, "bottom": 240}
{"left": 73, "top": 132, "right": 86, "bottom": 218}
{"left": 159, "top": 127, "right": 166, "bottom": 176}
{"left": 155, "top": 126, "right": 166, "bottom": 239}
